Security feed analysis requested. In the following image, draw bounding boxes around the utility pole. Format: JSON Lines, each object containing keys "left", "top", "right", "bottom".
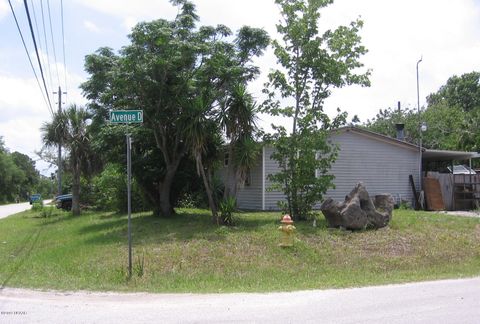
{"left": 55, "top": 86, "right": 63, "bottom": 196}
{"left": 416, "top": 57, "right": 423, "bottom": 195}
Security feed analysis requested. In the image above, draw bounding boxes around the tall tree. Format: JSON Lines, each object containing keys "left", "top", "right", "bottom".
{"left": 366, "top": 71, "right": 480, "bottom": 153}
{"left": 220, "top": 83, "right": 261, "bottom": 200}
{"left": 262, "top": 0, "right": 370, "bottom": 220}
{"left": 427, "top": 71, "right": 480, "bottom": 112}
{"left": 11, "top": 152, "right": 39, "bottom": 200}
{"left": 41, "top": 104, "right": 92, "bottom": 215}
{"left": 426, "top": 71, "right": 480, "bottom": 152}
{"left": 82, "top": 0, "right": 268, "bottom": 218}
{"left": 0, "top": 151, "right": 25, "bottom": 203}
{"left": 182, "top": 97, "right": 223, "bottom": 222}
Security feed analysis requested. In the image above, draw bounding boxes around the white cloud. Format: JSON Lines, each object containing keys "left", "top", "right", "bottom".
{"left": 0, "top": 74, "right": 49, "bottom": 119}
{"left": 76, "top": 0, "right": 279, "bottom": 34}
{"left": 83, "top": 20, "right": 102, "bottom": 33}
{"left": 319, "top": 0, "right": 480, "bottom": 122}
{"left": 3, "top": 0, "right": 480, "bottom": 166}
{"left": 76, "top": 0, "right": 175, "bottom": 20}
{"left": 77, "top": 0, "right": 480, "bottom": 125}
{"left": 0, "top": 63, "right": 85, "bottom": 176}
{"left": 123, "top": 16, "right": 138, "bottom": 32}
{"left": 0, "top": 0, "right": 8, "bottom": 21}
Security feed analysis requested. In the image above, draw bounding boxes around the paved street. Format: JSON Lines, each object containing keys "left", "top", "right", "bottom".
{"left": 1, "top": 277, "right": 479, "bottom": 323}
{"left": 0, "top": 200, "right": 52, "bottom": 220}
{"left": 0, "top": 202, "right": 32, "bottom": 220}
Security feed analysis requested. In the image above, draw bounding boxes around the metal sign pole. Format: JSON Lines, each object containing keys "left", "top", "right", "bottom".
{"left": 109, "top": 110, "right": 143, "bottom": 279}
{"left": 127, "top": 132, "right": 132, "bottom": 278}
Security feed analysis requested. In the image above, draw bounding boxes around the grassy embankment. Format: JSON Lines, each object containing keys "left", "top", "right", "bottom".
{"left": 1, "top": 207, "right": 479, "bottom": 293}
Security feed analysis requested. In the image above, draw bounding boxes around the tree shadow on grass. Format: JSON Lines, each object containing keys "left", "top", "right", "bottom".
{"left": 79, "top": 210, "right": 229, "bottom": 245}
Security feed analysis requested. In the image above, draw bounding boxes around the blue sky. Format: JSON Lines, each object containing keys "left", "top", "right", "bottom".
{"left": 1, "top": 0, "right": 480, "bottom": 175}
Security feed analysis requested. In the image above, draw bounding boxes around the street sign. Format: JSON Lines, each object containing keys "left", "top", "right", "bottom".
{"left": 109, "top": 110, "right": 143, "bottom": 124}
{"left": 108, "top": 109, "right": 143, "bottom": 278}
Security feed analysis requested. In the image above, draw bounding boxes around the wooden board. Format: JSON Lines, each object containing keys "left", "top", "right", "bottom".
{"left": 427, "top": 172, "right": 453, "bottom": 210}
{"left": 423, "top": 177, "right": 445, "bottom": 211}
{"left": 409, "top": 175, "right": 421, "bottom": 210}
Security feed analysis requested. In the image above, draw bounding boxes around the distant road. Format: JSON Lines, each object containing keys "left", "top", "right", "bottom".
{"left": 0, "top": 200, "right": 52, "bottom": 220}
{"left": 1, "top": 277, "right": 479, "bottom": 323}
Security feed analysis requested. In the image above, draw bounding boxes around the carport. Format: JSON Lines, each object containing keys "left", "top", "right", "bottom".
{"left": 422, "top": 149, "right": 480, "bottom": 210}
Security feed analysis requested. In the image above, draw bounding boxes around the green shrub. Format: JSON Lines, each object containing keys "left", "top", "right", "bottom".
{"left": 219, "top": 196, "right": 236, "bottom": 225}
{"left": 92, "top": 163, "right": 149, "bottom": 212}
{"left": 31, "top": 201, "right": 43, "bottom": 211}
{"left": 41, "top": 206, "right": 54, "bottom": 218}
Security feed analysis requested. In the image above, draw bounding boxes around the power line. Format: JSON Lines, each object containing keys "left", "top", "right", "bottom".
{"left": 47, "top": 0, "right": 61, "bottom": 86}
{"left": 29, "top": 0, "right": 50, "bottom": 96}
{"left": 23, "top": 0, "right": 54, "bottom": 114}
{"left": 39, "top": 0, "right": 54, "bottom": 92}
{"left": 7, "top": 0, "right": 51, "bottom": 115}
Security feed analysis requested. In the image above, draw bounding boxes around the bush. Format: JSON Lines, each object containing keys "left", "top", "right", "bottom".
{"left": 219, "top": 196, "right": 236, "bottom": 225}
{"left": 31, "top": 201, "right": 43, "bottom": 211}
{"left": 92, "top": 163, "right": 149, "bottom": 212}
{"left": 41, "top": 206, "right": 54, "bottom": 218}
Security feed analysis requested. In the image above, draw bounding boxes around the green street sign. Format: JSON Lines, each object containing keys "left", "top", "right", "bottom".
{"left": 109, "top": 110, "right": 143, "bottom": 124}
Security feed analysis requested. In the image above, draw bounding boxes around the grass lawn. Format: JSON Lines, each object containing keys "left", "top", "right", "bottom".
{"left": 1, "top": 207, "right": 480, "bottom": 293}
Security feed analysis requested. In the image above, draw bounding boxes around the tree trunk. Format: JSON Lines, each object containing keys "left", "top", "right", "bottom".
{"left": 196, "top": 153, "right": 219, "bottom": 224}
{"left": 72, "top": 159, "right": 81, "bottom": 216}
{"left": 223, "top": 144, "right": 236, "bottom": 199}
{"left": 157, "top": 166, "right": 177, "bottom": 218}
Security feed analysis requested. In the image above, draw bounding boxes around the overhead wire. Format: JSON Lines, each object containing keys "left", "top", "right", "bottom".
{"left": 7, "top": 0, "right": 51, "bottom": 115}
{"left": 29, "top": 0, "right": 50, "bottom": 96}
{"left": 39, "top": 0, "right": 54, "bottom": 93}
{"left": 22, "top": 0, "right": 54, "bottom": 114}
{"left": 47, "top": 0, "right": 61, "bottom": 87}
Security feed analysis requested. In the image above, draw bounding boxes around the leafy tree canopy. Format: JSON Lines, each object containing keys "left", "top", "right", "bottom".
{"left": 81, "top": 0, "right": 269, "bottom": 218}
{"left": 365, "top": 71, "right": 480, "bottom": 153}
{"left": 263, "top": 0, "right": 370, "bottom": 220}
{"left": 427, "top": 71, "right": 480, "bottom": 112}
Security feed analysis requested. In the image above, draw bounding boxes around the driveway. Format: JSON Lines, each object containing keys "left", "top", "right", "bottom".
{"left": 1, "top": 277, "right": 479, "bottom": 323}
{"left": 0, "top": 200, "right": 52, "bottom": 220}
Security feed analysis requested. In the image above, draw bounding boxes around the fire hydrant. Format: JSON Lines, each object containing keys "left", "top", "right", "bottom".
{"left": 278, "top": 214, "right": 296, "bottom": 247}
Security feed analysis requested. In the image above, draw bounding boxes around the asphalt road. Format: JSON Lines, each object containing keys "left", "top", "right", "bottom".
{"left": 1, "top": 277, "right": 479, "bottom": 323}
{"left": 0, "top": 202, "right": 32, "bottom": 220}
{"left": 0, "top": 200, "right": 52, "bottom": 220}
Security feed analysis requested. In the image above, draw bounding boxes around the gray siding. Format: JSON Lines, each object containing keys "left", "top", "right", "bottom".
{"left": 326, "top": 130, "right": 419, "bottom": 206}
{"left": 263, "top": 129, "right": 420, "bottom": 210}
{"left": 264, "top": 146, "right": 287, "bottom": 210}
{"left": 219, "top": 152, "right": 263, "bottom": 210}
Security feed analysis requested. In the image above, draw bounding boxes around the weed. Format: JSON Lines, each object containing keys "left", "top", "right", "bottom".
{"left": 31, "top": 201, "right": 43, "bottom": 212}
{"left": 41, "top": 206, "right": 54, "bottom": 218}
{"left": 134, "top": 249, "right": 146, "bottom": 278}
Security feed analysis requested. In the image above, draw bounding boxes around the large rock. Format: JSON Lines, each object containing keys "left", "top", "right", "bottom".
{"left": 320, "top": 183, "right": 394, "bottom": 230}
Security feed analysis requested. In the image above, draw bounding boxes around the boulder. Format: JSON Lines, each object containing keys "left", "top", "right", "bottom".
{"left": 320, "top": 183, "right": 394, "bottom": 230}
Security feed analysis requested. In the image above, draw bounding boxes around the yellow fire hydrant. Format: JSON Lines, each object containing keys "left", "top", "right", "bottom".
{"left": 278, "top": 214, "right": 296, "bottom": 247}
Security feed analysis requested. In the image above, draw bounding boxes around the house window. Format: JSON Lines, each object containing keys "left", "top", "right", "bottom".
{"left": 224, "top": 153, "right": 229, "bottom": 167}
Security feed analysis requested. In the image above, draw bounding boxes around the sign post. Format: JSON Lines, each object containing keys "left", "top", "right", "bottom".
{"left": 109, "top": 110, "right": 143, "bottom": 278}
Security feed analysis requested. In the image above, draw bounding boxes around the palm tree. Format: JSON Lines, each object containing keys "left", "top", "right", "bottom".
{"left": 219, "top": 83, "right": 260, "bottom": 200}
{"left": 182, "top": 97, "right": 222, "bottom": 224}
{"left": 41, "top": 104, "right": 92, "bottom": 216}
